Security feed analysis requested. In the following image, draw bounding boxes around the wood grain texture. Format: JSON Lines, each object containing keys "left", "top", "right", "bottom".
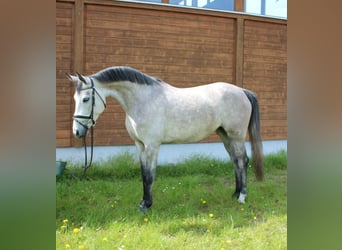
{"left": 243, "top": 20, "right": 287, "bottom": 140}
{"left": 56, "top": 0, "right": 287, "bottom": 146}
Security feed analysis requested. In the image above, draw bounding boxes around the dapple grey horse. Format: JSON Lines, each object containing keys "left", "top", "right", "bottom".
{"left": 66, "top": 66, "right": 263, "bottom": 211}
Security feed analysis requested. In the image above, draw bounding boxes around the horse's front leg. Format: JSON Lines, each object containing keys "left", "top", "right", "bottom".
{"left": 139, "top": 161, "right": 155, "bottom": 211}
{"left": 137, "top": 143, "right": 159, "bottom": 212}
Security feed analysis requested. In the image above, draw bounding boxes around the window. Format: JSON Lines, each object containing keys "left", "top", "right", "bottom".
{"left": 245, "top": 0, "right": 287, "bottom": 18}
{"left": 135, "top": 0, "right": 163, "bottom": 3}
{"left": 125, "top": 0, "right": 287, "bottom": 19}
{"left": 169, "top": 0, "right": 234, "bottom": 11}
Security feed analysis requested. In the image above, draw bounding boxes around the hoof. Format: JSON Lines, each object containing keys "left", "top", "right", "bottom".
{"left": 139, "top": 200, "right": 152, "bottom": 213}
{"left": 237, "top": 193, "right": 246, "bottom": 204}
{"left": 139, "top": 205, "right": 149, "bottom": 214}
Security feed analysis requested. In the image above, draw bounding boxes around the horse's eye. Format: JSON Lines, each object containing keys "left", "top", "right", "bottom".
{"left": 83, "top": 97, "right": 90, "bottom": 103}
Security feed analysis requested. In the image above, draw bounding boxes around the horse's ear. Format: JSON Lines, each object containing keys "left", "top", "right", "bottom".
{"left": 76, "top": 72, "right": 88, "bottom": 84}
{"left": 66, "top": 73, "right": 77, "bottom": 82}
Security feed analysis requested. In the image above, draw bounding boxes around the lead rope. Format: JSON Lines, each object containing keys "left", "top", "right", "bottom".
{"left": 82, "top": 84, "right": 95, "bottom": 178}
{"left": 82, "top": 125, "right": 94, "bottom": 178}
{"left": 81, "top": 79, "right": 96, "bottom": 179}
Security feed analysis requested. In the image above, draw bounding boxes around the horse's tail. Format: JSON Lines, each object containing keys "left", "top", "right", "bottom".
{"left": 243, "top": 89, "right": 264, "bottom": 181}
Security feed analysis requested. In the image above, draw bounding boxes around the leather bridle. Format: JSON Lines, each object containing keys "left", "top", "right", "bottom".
{"left": 73, "top": 78, "right": 106, "bottom": 176}
{"left": 73, "top": 78, "right": 106, "bottom": 128}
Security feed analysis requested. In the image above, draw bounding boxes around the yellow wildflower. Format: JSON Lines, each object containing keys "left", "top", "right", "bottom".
{"left": 65, "top": 243, "right": 71, "bottom": 249}
{"left": 63, "top": 219, "right": 69, "bottom": 223}
{"left": 209, "top": 213, "right": 214, "bottom": 218}
{"left": 102, "top": 237, "right": 108, "bottom": 241}
{"left": 73, "top": 228, "right": 80, "bottom": 234}
{"left": 79, "top": 244, "right": 85, "bottom": 249}
{"left": 144, "top": 218, "right": 149, "bottom": 222}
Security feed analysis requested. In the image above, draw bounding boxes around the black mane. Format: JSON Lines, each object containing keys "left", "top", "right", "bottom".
{"left": 92, "top": 66, "right": 160, "bottom": 85}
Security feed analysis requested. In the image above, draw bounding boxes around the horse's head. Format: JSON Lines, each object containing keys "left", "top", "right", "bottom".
{"left": 66, "top": 72, "right": 106, "bottom": 138}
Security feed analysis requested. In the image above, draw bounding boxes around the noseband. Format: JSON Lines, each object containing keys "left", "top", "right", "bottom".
{"left": 73, "top": 78, "right": 106, "bottom": 177}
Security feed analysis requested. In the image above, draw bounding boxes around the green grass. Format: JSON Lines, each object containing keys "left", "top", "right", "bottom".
{"left": 56, "top": 150, "right": 287, "bottom": 250}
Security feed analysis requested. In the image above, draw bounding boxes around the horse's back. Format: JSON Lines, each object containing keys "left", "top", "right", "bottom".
{"left": 165, "top": 82, "right": 251, "bottom": 116}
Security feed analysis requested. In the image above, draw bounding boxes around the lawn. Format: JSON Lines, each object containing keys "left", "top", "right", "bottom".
{"left": 56, "top": 151, "right": 287, "bottom": 250}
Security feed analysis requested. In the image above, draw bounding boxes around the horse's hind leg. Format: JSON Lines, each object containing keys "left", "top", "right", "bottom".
{"left": 216, "top": 128, "right": 249, "bottom": 203}
{"left": 230, "top": 141, "right": 249, "bottom": 203}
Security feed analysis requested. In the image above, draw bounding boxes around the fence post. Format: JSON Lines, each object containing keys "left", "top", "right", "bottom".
{"left": 234, "top": 0, "right": 245, "bottom": 12}
{"left": 73, "top": 0, "right": 84, "bottom": 73}
{"left": 235, "top": 17, "right": 244, "bottom": 87}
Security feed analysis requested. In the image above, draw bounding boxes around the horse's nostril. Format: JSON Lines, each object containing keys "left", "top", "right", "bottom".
{"left": 75, "top": 130, "right": 80, "bottom": 137}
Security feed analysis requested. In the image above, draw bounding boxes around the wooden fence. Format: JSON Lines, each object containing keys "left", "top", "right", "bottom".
{"left": 56, "top": 0, "right": 287, "bottom": 147}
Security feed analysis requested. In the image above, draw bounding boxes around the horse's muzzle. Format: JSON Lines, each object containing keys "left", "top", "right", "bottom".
{"left": 74, "top": 128, "right": 87, "bottom": 138}
{"left": 73, "top": 120, "right": 88, "bottom": 138}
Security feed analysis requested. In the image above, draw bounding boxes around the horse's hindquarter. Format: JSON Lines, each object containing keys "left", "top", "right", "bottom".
{"left": 161, "top": 83, "right": 251, "bottom": 143}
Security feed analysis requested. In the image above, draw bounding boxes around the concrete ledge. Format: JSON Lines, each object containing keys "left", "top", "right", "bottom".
{"left": 56, "top": 140, "right": 287, "bottom": 165}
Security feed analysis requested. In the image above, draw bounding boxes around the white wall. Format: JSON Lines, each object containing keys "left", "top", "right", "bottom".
{"left": 56, "top": 140, "right": 287, "bottom": 165}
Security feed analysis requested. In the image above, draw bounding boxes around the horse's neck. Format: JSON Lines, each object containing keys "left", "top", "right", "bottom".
{"left": 102, "top": 82, "right": 154, "bottom": 113}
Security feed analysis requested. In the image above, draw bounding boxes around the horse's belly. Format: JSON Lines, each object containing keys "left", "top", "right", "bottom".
{"left": 163, "top": 134, "right": 210, "bottom": 144}
{"left": 162, "top": 123, "right": 217, "bottom": 144}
